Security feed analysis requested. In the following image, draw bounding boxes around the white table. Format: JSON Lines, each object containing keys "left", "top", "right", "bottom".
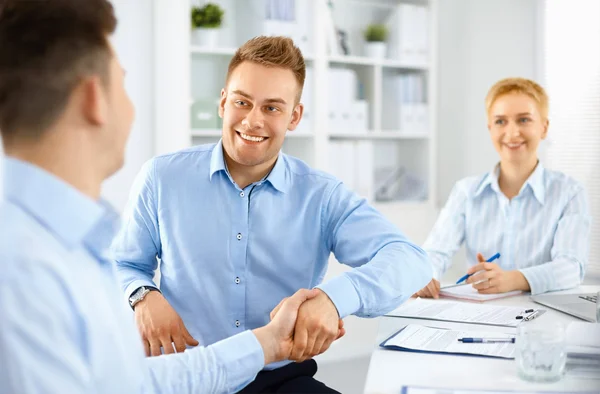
{"left": 363, "top": 286, "right": 600, "bottom": 393}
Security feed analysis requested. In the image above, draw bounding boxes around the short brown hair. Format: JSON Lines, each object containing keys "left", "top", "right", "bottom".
{"left": 226, "top": 36, "right": 306, "bottom": 103}
{"left": 485, "top": 77, "right": 549, "bottom": 121}
{"left": 0, "top": 0, "right": 117, "bottom": 141}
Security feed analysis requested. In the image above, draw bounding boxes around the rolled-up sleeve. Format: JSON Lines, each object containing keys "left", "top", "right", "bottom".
{"left": 316, "top": 182, "right": 432, "bottom": 318}
{"left": 422, "top": 182, "right": 467, "bottom": 279}
{"left": 519, "top": 187, "right": 591, "bottom": 295}
{"left": 112, "top": 159, "right": 162, "bottom": 302}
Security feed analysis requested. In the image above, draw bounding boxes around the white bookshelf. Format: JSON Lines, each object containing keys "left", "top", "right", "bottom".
{"left": 155, "top": 0, "right": 437, "bottom": 210}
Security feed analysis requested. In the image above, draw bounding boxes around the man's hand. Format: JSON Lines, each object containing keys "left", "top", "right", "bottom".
{"left": 253, "top": 289, "right": 320, "bottom": 364}
{"left": 134, "top": 291, "right": 199, "bottom": 356}
{"left": 466, "top": 253, "right": 530, "bottom": 294}
{"left": 286, "top": 289, "right": 342, "bottom": 362}
{"left": 413, "top": 278, "right": 440, "bottom": 298}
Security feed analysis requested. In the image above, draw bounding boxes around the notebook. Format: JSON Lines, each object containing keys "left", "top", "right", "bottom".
{"left": 439, "top": 284, "right": 522, "bottom": 302}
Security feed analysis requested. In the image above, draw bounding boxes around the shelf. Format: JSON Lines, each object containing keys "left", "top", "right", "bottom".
{"left": 191, "top": 129, "right": 221, "bottom": 137}
{"left": 191, "top": 129, "right": 314, "bottom": 139}
{"left": 328, "top": 131, "right": 429, "bottom": 140}
{"left": 190, "top": 46, "right": 237, "bottom": 56}
{"left": 328, "top": 55, "right": 428, "bottom": 70}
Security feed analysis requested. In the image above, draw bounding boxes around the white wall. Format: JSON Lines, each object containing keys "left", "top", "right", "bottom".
{"left": 102, "top": 0, "right": 156, "bottom": 211}
{"left": 437, "top": 0, "right": 541, "bottom": 205}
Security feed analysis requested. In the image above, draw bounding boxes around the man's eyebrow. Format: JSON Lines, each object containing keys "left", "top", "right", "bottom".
{"left": 231, "top": 90, "right": 253, "bottom": 100}
{"left": 231, "top": 90, "right": 287, "bottom": 105}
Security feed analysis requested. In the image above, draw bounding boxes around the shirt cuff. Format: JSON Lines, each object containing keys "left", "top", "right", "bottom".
{"left": 124, "top": 279, "right": 158, "bottom": 306}
{"left": 316, "top": 275, "right": 361, "bottom": 318}
{"left": 213, "top": 330, "right": 264, "bottom": 386}
{"left": 518, "top": 267, "right": 543, "bottom": 295}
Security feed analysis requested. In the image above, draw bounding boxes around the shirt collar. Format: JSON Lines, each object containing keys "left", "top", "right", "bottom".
{"left": 208, "top": 139, "right": 290, "bottom": 193}
{"left": 525, "top": 161, "right": 546, "bottom": 205}
{"left": 474, "top": 165, "right": 500, "bottom": 198}
{"left": 2, "top": 157, "right": 121, "bottom": 253}
{"left": 474, "top": 161, "right": 546, "bottom": 204}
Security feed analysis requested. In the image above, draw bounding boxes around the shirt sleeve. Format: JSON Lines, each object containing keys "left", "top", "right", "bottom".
{"left": 0, "top": 258, "right": 265, "bottom": 394}
{"left": 0, "top": 262, "right": 95, "bottom": 394}
{"left": 143, "top": 330, "right": 264, "bottom": 394}
{"left": 422, "top": 182, "right": 467, "bottom": 279}
{"left": 519, "top": 186, "right": 591, "bottom": 295}
{"left": 111, "top": 159, "right": 162, "bottom": 302}
{"left": 316, "top": 182, "right": 432, "bottom": 318}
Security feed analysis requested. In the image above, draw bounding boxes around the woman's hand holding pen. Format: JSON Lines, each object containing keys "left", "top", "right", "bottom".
{"left": 467, "top": 253, "right": 531, "bottom": 293}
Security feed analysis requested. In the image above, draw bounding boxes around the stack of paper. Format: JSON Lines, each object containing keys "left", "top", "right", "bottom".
{"left": 563, "top": 323, "right": 600, "bottom": 380}
{"left": 439, "top": 285, "right": 522, "bottom": 302}
{"left": 386, "top": 298, "right": 544, "bottom": 327}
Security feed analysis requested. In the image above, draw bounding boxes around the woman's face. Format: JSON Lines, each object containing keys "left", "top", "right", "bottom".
{"left": 487, "top": 93, "right": 548, "bottom": 166}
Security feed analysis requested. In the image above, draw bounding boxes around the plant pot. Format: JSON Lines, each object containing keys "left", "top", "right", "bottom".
{"left": 192, "top": 28, "right": 219, "bottom": 48}
{"left": 364, "top": 42, "right": 387, "bottom": 59}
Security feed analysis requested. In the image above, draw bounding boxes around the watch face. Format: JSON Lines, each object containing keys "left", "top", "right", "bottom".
{"left": 130, "top": 287, "right": 144, "bottom": 303}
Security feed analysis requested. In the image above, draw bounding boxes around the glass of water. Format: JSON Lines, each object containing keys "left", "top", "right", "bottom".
{"left": 515, "top": 322, "right": 566, "bottom": 382}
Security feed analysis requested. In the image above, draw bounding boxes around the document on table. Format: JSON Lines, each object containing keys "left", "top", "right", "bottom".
{"left": 439, "top": 284, "right": 522, "bottom": 302}
{"left": 381, "top": 324, "right": 515, "bottom": 359}
{"left": 386, "top": 298, "right": 544, "bottom": 327}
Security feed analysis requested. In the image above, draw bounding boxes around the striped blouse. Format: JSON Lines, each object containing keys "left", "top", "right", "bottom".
{"left": 423, "top": 162, "right": 591, "bottom": 295}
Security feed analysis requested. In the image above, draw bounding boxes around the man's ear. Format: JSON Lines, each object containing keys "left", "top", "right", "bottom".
{"left": 218, "top": 89, "right": 226, "bottom": 118}
{"left": 286, "top": 103, "right": 304, "bottom": 131}
{"left": 80, "top": 76, "right": 107, "bottom": 127}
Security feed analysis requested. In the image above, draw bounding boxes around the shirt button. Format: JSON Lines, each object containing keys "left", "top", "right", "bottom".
{"left": 235, "top": 277, "right": 240, "bottom": 284}
{"left": 236, "top": 233, "right": 242, "bottom": 240}
{"left": 240, "top": 191, "right": 245, "bottom": 197}
{"left": 235, "top": 320, "right": 240, "bottom": 327}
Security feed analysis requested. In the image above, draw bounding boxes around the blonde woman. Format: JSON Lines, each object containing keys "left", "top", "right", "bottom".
{"left": 416, "top": 77, "right": 591, "bottom": 298}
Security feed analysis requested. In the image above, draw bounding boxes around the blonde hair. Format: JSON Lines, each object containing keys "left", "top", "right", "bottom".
{"left": 226, "top": 36, "right": 306, "bottom": 103}
{"left": 485, "top": 78, "right": 549, "bottom": 121}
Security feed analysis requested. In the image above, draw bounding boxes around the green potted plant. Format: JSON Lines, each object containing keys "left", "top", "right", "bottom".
{"left": 191, "top": 3, "right": 225, "bottom": 47}
{"left": 363, "top": 24, "right": 388, "bottom": 59}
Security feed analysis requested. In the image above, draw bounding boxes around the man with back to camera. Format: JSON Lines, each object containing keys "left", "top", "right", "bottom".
{"left": 0, "top": 1, "right": 326, "bottom": 393}
{"left": 113, "top": 34, "right": 433, "bottom": 392}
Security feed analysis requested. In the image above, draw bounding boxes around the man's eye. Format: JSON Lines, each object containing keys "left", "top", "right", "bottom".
{"left": 495, "top": 119, "right": 505, "bottom": 125}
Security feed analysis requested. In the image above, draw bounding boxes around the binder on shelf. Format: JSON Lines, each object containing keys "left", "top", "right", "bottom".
{"left": 386, "top": 4, "right": 429, "bottom": 65}
{"left": 190, "top": 99, "right": 220, "bottom": 130}
{"left": 236, "top": 0, "right": 313, "bottom": 54}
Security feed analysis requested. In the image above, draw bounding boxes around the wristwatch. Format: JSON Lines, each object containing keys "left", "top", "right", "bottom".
{"left": 129, "top": 286, "right": 159, "bottom": 309}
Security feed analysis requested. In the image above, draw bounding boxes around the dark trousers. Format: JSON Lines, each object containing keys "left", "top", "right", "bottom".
{"left": 238, "top": 359, "right": 340, "bottom": 394}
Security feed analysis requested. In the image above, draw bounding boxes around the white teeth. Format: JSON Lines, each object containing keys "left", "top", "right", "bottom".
{"left": 240, "top": 132, "right": 265, "bottom": 142}
{"left": 506, "top": 142, "right": 523, "bottom": 148}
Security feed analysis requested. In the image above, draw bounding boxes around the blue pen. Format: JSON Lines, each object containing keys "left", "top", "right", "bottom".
{"left": 458, "top": 337, "right": 515, "bottom": 343}
{"left": 455, "top": 252, "right": 501, "bottom": 284}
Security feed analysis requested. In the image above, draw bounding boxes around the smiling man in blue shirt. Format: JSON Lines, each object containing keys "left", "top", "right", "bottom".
{"left": 112, "top": 36, "right": 432, "bottom": 392}
{"left": 0, "top": 1, "right": 329, "bottom": 393}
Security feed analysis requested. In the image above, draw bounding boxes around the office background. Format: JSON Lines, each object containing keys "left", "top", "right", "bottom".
{"left": 0, "top": 1, "right": 597, "bottom": 392}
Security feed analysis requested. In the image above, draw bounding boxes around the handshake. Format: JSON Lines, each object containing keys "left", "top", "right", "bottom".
{"left": 134, "top": 288, "right": 346, "bottom": 365}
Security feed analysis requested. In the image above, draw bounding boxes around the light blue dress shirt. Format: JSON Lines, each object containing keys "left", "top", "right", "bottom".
{"left": 423, "top": 162, "right": 591, "bottom": 294}
{"left": 0, "top": 158, "right": 266, "bottom": 394}
{"left": 113, "top": 141, "right": 431, "bottom": 368}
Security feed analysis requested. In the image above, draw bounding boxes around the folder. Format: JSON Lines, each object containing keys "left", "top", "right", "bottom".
{"left": 380, "top": 324, "right": 516, "bottom": 359}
